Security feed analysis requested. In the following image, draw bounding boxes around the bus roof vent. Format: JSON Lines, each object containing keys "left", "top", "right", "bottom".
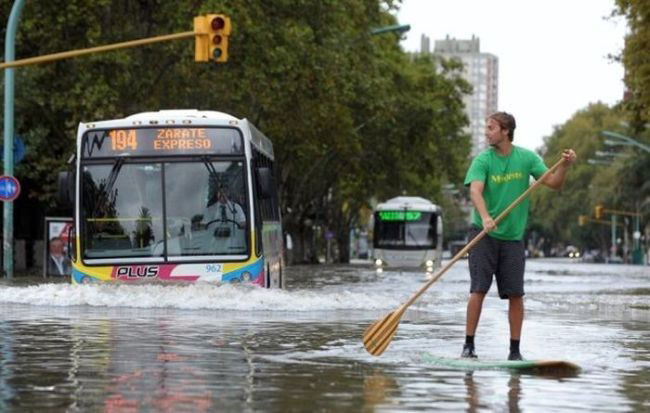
{"left": 376, "top": 196, "right": 440, "bottom": 212}
{"left": 126, "top": 109, "right": 240, "bottom": 122}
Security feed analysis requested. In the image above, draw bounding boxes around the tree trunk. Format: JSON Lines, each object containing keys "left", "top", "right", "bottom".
{"left": 336, "top": 222, "right": 351, "bottom": 264}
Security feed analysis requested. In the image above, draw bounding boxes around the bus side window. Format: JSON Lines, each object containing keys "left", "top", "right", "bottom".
{"left": 255, "top": 167, "right": 273, "bottom": 199}
{"left": 428, "top": 214, "right": 436, "bottom": 246}
{"left": 253, "top": 153, "right": 264, "bottom": 256}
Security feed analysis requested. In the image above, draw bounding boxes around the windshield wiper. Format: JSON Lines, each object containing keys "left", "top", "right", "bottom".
{"left": 406, "top": 227, "right": 423, "bottom": 247}
{"left": 201, "top": 156, "right": 220, "bottom": 183}
{"left": 93, "top": 158, "right": 124, "bottom": 217}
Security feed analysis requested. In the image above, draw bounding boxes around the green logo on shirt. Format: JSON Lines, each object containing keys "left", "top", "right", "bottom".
{"left": 491, "top": 171, "right": 524, "bottom": 184}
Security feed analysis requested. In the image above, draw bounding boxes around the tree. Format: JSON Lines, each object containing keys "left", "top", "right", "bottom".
{"left": 530, "top": 103, "right": 630, "bottom": 254}
{"left": 1, "top": 0, "right": 471, "bottom": 264}
{"left": 614, "top": 0, "right": 650, "bottom": 126}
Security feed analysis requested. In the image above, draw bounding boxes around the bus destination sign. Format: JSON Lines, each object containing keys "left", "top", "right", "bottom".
{"left": 82, "top": 127, "right": 243, "bottom": 158}
{"left": 378, "top": 211, "right": 422, "bottom": 222}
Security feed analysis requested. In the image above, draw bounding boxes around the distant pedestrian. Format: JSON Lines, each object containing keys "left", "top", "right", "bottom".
{"left": 461, "top": 111, "right": 576, "bottom": 360}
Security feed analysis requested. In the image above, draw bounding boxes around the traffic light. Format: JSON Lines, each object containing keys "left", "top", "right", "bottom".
{"left": 594, "top": 204, "right": 604, "bottom": 219}
{"left": 194, "top": 14, "right": 231, "bottom": 63}
{"left": 578, "top": 215, "right": 588, "bottom": 226}
{"left": 194, "top": 16, "right": 210, "bottom": 62}
{"left": 207, "top": 14, "right": 231, "bottom": 62}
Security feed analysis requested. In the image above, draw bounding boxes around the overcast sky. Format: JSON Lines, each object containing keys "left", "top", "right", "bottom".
{"left": 394, "top": 0, "right": 628, "bottom": 152}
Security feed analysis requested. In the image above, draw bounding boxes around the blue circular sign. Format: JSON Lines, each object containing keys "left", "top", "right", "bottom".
{"left": 0, "top": 175, "right": 21, "bottom": 201}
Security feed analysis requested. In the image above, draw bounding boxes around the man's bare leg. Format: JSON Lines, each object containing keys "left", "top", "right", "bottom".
{"left": 462, "top": 292, "right": 486, "bottom": 358}
{"left": 508, "top": 296, "right": 524, "bottom": 360}
{"left": 508, "top": 296, "right": 523, "bottom": 340}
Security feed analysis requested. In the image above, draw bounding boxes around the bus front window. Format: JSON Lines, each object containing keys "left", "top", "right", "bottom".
{"left": 164, "top": 161, "right": 248, "bottom": 257}
{"left": 82, "top": 163, "right": 164, "bottom": 259}
{"left": 373, "top": 211, "right": 436, "bottom": 249}
{"left": 404, "top": 213, "right": 436, "bottom": 248}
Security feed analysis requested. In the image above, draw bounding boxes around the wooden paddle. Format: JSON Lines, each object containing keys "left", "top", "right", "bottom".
{"left": 363, "top": 157, "right": 566, "bottom": 356}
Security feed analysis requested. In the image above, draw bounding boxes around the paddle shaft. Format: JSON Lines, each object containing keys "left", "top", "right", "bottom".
{"left": 400, "top": 157, "right": 565, "bottom": 310}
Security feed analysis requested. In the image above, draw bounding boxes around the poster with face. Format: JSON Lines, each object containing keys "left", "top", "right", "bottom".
{"left": 44, "top": 217, "right": 73, "bottom": 277}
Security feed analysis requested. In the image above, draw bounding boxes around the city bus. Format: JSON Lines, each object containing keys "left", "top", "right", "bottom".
{"left": 372, "top": 196, "right": 443, "bottom": 272}
{"left": 58, "top": 110, "right": 284, "bottom": 287}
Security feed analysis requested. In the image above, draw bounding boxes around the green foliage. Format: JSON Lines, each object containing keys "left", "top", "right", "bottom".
{"left": 531, "top": 102, "right": 648, "bottom": 251}
{"left": 614, "top": 0, "right": 650, "bottom": 125}
{"left": 1, "top": 0, "right": 470, "bottom": 261}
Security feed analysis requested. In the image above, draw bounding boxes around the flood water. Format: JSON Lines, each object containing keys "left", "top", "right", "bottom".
{"left": 0, "top": 258, "right": 649, "bottom": 412}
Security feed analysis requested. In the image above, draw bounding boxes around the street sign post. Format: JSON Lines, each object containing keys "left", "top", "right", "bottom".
{"left": 0, "top": 175, "right": 20, "bottom": 201}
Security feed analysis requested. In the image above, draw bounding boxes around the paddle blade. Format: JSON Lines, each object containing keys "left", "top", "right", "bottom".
{"left": 363, "top": 311, "right": 402, "bottom": 356}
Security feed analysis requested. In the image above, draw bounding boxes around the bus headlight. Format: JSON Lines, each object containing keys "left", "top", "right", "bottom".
{"left": 426, "top": 266, "right": 434, "bottom": 273}
{"left": 241, "top": 271, "right": 252, "bottom": 282}
{"left": 376, "top": 267, "right": 383, "bottom": 274}
{"left": 425, "top": 260, "right": 434, "bottom": 267}
{"left": 375, "top": 259, "right": 383, "bottom": 267}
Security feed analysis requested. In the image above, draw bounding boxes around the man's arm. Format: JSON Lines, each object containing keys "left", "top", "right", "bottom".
{"left": 469, "top": 181, "right": 496, "bottom": 231}
{"left": 542, "top": 149, "right": 577, "bottom": 190}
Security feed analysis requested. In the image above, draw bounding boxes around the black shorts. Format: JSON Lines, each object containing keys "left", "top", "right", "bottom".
{"left": 467, "top": 227, "right": 525, "bottom": 299}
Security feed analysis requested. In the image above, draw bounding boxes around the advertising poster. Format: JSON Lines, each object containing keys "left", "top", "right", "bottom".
{"left": 44, "top": 217, "right": 73, "bottom": 277}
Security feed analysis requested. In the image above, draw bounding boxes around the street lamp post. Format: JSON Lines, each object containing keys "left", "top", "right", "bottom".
{"left": 370, "top": 24, "right": 411, "bottom": 35}
{"left": 598, "top": 130, "right": 648, "bottom": 264}
{"left": 601, "top": 130, "right": 650, "bottom": 153}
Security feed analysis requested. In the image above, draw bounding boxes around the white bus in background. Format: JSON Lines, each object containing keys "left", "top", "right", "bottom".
{"left": 372, "top": 196, "right": 443, "bottom": 272}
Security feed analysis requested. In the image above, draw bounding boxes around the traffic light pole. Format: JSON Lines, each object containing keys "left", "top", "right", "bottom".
{"left": 3, "top": 0, "right": 26, "bottom": 279}
{"left": 0, "top": 31, "right": 195, "bottom": 69}
{"left": 593, "top": 205, "right": 644, "bottom": 264}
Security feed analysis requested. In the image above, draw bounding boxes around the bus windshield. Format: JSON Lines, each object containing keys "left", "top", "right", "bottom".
{"left": 81, "top": 159, "right": 248, "bottom": 260}
{"left": 373, "top": 211, "right": 437, "bottom": 249}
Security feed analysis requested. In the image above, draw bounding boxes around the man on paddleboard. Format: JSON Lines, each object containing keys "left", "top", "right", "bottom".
{"left": 462, "top": 112, "right": 576, "bottom": 360}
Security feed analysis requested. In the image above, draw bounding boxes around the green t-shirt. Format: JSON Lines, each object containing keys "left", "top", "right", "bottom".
{"left": 464, "top": 146, "right": 548, "bottom": 240}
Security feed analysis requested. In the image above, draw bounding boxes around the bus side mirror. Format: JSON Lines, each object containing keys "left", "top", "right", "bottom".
{"left": 255, "top": 167, "right": 273, "bottom": 199}
{"left": 57, "top": 171, "right": 74, "bottom": 208}
{"left": 66, "top": 224, "right": 77, "bottom": 262}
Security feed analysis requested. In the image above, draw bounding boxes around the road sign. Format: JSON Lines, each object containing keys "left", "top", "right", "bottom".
{"left": 0, "top": 175, "right": 21, "bottom": 201}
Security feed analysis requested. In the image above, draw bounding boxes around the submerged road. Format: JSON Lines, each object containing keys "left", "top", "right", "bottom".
{"left": 0, "top": 259, "right": 648, "bottom": 411}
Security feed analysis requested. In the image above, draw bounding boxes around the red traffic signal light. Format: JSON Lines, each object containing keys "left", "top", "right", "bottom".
{"left": 211, "top": 16, "right": 225, "bottom": 31}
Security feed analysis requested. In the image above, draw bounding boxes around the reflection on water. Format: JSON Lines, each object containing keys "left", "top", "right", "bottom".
{"left": 0, "top": 259, "right": 647, "bottom": 411}
{"left": 463, "top": 372, "right": 523, "bottom": 413}
{"left": 363, "top": 371, "right": 398, "bottom": 411}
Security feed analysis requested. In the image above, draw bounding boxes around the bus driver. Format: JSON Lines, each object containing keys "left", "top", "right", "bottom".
{"left": 202, "top": 184, "right": 247, "bottom": 253}
{"left": 205, "top": 185, "right": 246, "bottom": 229}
